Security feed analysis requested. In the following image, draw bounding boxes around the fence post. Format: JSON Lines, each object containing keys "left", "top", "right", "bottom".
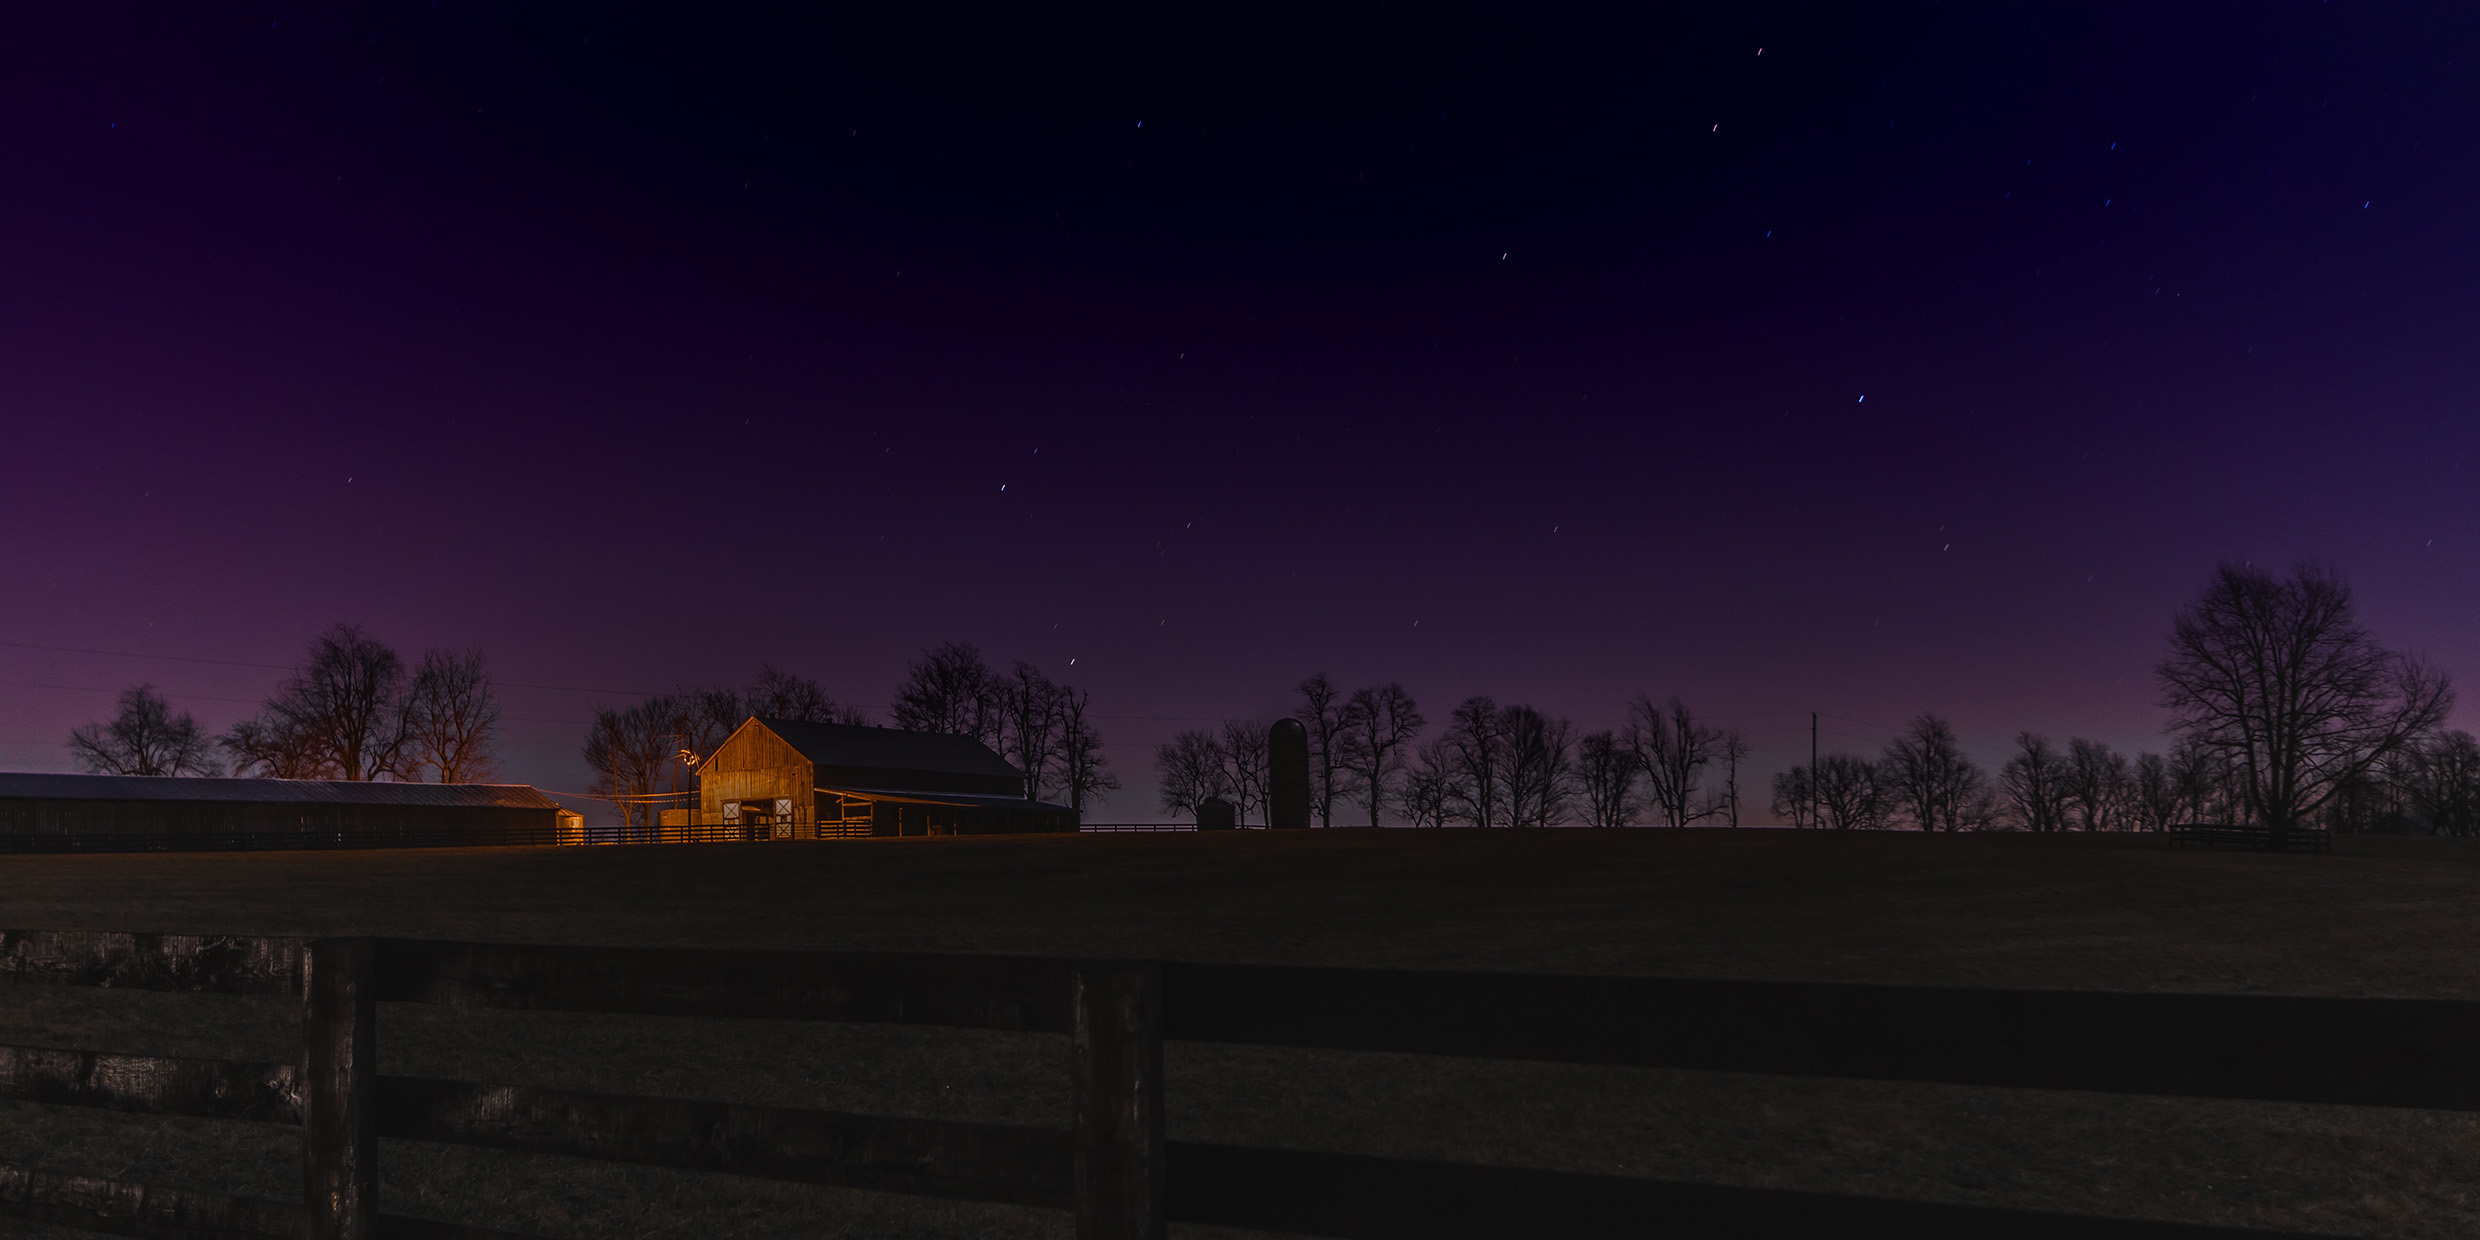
{"left": 1073, "top": 961, "right": 1165, "bottom": 1240}
{"left": 304, "top": 937, "right": 378, "bottom": 1240}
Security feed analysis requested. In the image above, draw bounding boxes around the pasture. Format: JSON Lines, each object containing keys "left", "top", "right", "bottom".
{"left": 0, "top": 830, "right": 2475, "bottom": 1238}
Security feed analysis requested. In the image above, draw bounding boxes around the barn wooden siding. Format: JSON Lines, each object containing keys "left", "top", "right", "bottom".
{"left": 697, "top": 725, "right": 816, "bottom": 835}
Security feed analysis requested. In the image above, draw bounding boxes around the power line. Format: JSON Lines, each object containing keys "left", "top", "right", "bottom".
{"left": 0, "top": 676, "right": 605, "bottom": 731}
{"left": 0, "top": 638, "right": 665, "bottom": 698}
{"left": 0, "top": 640, "right": 290, "bottom": 671}
{"left": 533, "top": 788, "right": 694, "bottom": 803}
{"left": 0, "top": 679, "right": 261, "bottom": 705}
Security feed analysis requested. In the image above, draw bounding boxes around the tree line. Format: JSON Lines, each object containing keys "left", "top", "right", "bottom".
{"left": 1158, "top": 563, "right": 2467, "bottom": 834}
{"left": 1156, "top": 675, "right": 1756, "bottom": 829}
{"left": 581, "top": 640, "right": 1116, "bottom": 827}
{"left": 61, "top": 564, "right": 2456, "bottom": 837}
{"left": 1772, "top": 565, "right": 2463, "bottom": 834}
{"left": 68, "top": 623, "right": 501, "bottom": 783}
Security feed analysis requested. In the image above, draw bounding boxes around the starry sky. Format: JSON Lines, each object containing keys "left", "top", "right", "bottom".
{"left": 4, "top": 3, "right": 2477, "bottom": 820}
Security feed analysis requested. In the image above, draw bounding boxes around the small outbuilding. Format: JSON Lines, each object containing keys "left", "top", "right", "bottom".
{"left": 0, "top": 773, "right": 568, "bottom": 851}
{"left": 696, "top": 717, "right": 1078, "bottom": 838}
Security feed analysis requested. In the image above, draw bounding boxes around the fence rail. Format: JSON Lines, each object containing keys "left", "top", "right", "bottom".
{"left": 2168, "top": 822, "right": 2335, "bottom": 853}
{"left": 0, "top": 928, "right": 2410, "bottom": 1239}
{"left": 0, "top": 827, "right": 569, "bottom": 855}
{"left": 0, "top": 821, "right": 910, "bottom": 854}
{"left": 0, "top": 1162, "right": 304, "bottom": 1240}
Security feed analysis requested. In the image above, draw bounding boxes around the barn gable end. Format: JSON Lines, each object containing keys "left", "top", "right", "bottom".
{"left": 697, "top": 719, "right": 818, "bottom": 831}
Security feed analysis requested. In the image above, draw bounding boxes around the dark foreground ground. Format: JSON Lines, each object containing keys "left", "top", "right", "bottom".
{"left": 1, "top": 829, "right": 2478, "bottom": 1238}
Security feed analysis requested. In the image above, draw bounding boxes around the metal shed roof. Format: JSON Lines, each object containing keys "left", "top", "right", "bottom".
{"left": 0, "top": 773, "right": 563, "bottom": 809}
{"left": 751, "top": 718, "right": 1024, "bottom": 780}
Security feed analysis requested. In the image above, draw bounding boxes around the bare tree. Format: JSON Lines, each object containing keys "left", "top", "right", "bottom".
{"left": 892, "top": 642, "right": 1003, "bottom": 747}
{"left": 2159, "top": 563, "right": 2453, "bottom": 837}
{"left": 1441, "top": 695, "right": 1504, "bottom": 827}
{"left": 2323, "top": 754, "right": 2416, "bottom": 834}
{"left": 404, "top": 649, "right": 500, "bottom": 784}
{"left": 225, "top": 624, "right": 411, "bottom": 781}
{"left": 1295, "top": 673, "right": 1353, "bottom": 827}
{"left": 1997, "top": 733, "right": 2073, "bottom": 833}
{"left": 1498, "top": 705, "right": 1575, "bottom": 828}
{"left": 1577, "top": 730, "right": 1638, "bottom": 828}
{"left": 2064, "top": 738, "right": 2132, "bottom": 832}
{"left": 1879, "top": 713, "right": 1987, "bottom": 832}
{"left": 1154, "top": 729, "right": 1231, "bottom": 820}
{"left": 1338, "top": 683, "right": 1424, "bottom": 826}
{"left": 600, "top": 684, "right": 734, "bottom": 818}
{"left": 679, "top": 686, "right": 746, "bottom": 767}
{"left": 1220, "top": 719, "right": 1271, "bottom": 826}
{"left": 1000, "top": 662, "right": 1066, "bottom": 799}
{"left": 1627, "top": 695, "right": 1717, "bottom": 827}
{"left": 221, "top": 716, "right": 324, "bottom": 779}
{"left": 2178, "top": 735, "right": 2246, "bottom": 823}
{"left": 298, "top": 624, "right": 408, "bottom": 781}
{"left": 69, "top": 685, "right": 220, "bottom": 777}
{"left": 748, "top": 665, "right": 870, "bottom": 725}
{"left": 1056, "top": 688, "right": 1118, "bottom": 813}
{"left": 2408, "top": 731, "right": 2480, "bottom": 836}
{"left": 1711, "top": 730, "right": 1752, "bottom": 827}
{"left": 1769, "top": 764, "right": 1814, "bottom": 829}
{"left": 1813, "top": 754, "right": 1890, "bottom": 829}
{"left": 2132, "top": 735, "right": 2243, "bottom": 831}
{"left": 584, "top": 695, "right": 683, "bottom": 833}
{"left": 2130, "top": 751, "right": 2179, "bottom": 832}
{"left": 1402, "top": 736, "right": 1465, "bottom": 828}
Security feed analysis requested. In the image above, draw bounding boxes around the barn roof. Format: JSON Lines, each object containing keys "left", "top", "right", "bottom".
{"left": 749, "top": 717, "right": 1023, "bottom": 779}
{"left": 0, "top": 773, "right": 563, "bottom": 809}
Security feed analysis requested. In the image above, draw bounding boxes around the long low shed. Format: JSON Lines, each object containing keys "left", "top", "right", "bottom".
{"left": 0, "top": 773, "right": 576, "bottom": 851}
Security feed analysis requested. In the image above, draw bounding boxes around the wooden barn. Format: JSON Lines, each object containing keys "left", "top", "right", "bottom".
{"left": 694, "top": 717, "right": 1078, "bottom": 838}
{"left": 0, "top": 773, "right": 573, "bottom": 851}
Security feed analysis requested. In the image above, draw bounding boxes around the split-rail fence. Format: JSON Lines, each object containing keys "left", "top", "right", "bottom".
{"left": 0, "top": 929, "right": 2446, "bottom": 1239}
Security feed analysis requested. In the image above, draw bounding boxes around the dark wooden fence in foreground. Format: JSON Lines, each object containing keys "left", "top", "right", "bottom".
{"left": 0, "top": 931, "right": 2450, "bottom": 1239}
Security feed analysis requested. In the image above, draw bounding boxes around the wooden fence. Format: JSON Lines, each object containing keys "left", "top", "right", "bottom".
{"left": 0, "top": 931, "right": 2440, "bottom": 1239}
{"left": 0, "top": 827, "right": 570, "bottom": 854}
{"left": 0, "top": 822, "right": 886, "bottom": 854}
{"left": 2168, "top": 823, "right": 2336, "bottom": 853}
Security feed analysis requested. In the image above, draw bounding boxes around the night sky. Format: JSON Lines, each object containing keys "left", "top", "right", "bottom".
{"left": 5, "top": 3, "right": 2477, "bottom": 819}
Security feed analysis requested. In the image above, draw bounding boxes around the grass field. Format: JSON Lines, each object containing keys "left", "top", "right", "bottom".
{"left": 2, "top": 830, "right": 2479, "bottom": 1238}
